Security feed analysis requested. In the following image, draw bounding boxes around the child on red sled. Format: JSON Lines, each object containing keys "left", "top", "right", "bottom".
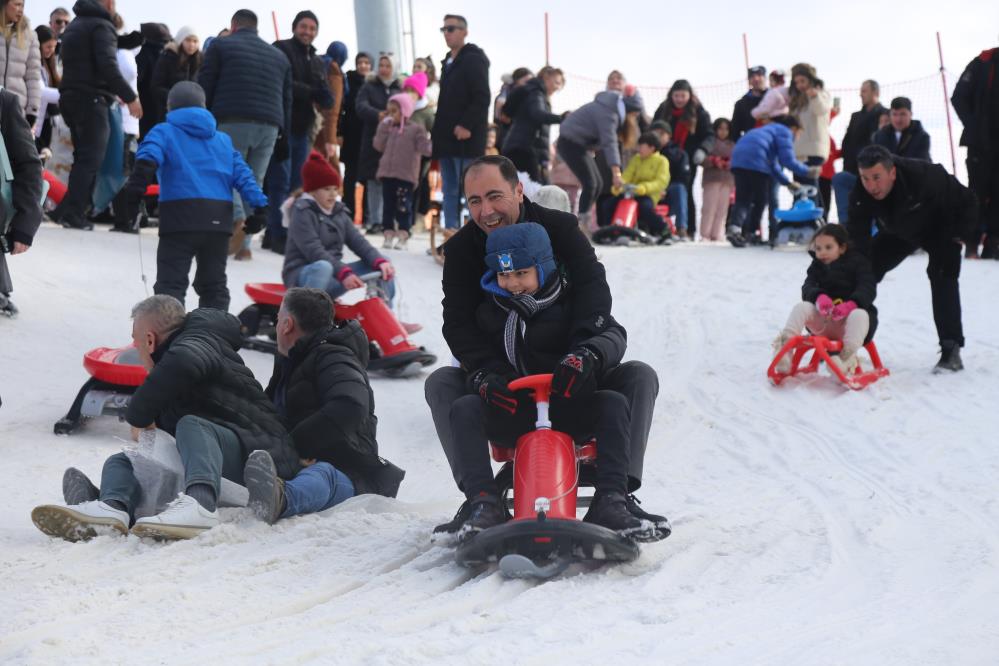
{"left": 773, "top": 224, "right": 878, "bottom": 374}
{"left": 449, "top": 222, "right": 669, "bottom": 543}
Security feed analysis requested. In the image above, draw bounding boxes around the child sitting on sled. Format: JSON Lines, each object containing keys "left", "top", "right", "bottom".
{"left": 447, "top": 222, "right": 669, "bottom": 544}
{"left": 773, "top": 224, "right": 878, "bottom": 375}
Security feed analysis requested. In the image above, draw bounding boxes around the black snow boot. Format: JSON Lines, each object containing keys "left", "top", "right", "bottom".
{"left": 584, "top": 491, "right": 662, "bottom": 542}
{"left": 0, "top": 292, "right": 17, "bottom": 317}
{"left": 244, "top": 450, "right": 286, "bottom": 525}
{"left": 62, "top": 467, "right": 99, "bottom": 505}
{"left": 934, "top": 340, "right": 964, "bottom": 373}
{"left": 432, "top": 498, "right": 474, "bottom": 543}
{"left": 626, "top": 494, "right": 672, "bottom": 540}
{"left": 457, "top": 494, "right": 506, "bottom": 543}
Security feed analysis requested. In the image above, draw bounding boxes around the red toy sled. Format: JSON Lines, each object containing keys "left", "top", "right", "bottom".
{"left": 455, "top": 374, "right": 640, "bottom": 579}
{"left": 43, "top": 170, "right": 159, "bottom": 207}
{"left": 767, "top": 335, "right": 889, "bottom": 390}
{"left": 54, "top": 345, "right": 148, "bottom": 434}
{"left": 238, "top": 273, "right": 436, "bottom": 378}
{"left": 592, "top": 186, "right": 659, "bottom": 246}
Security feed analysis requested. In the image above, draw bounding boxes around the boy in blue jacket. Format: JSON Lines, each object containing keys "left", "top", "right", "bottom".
{"left": 124, "top": 81, "right": 268, "bottom": 310}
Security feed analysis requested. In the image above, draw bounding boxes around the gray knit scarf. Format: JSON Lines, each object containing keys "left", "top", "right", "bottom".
{"left": 493, "top": 276, "right": 563, "bottom": 375}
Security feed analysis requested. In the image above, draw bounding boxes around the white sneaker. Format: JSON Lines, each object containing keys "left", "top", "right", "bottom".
{"left": 31, "top": 500, "right": 129, "bottom": 542}
{"left": 131, "top": 493, "right": 219, "bottom": 540}
{"left": 395, "top": 230, "right": 410, "bottom": 250}
{"left": 382, "top": 231, "right": 396, "bottom": 250}
{"left": 772, "top": 333, "right": 792, "bottom": 374}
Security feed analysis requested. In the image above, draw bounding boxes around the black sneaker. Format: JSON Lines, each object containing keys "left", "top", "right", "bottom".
{"left": 109, "top": 224, "right": 139, "bottom": 234}
{"left": 60, "top": 217, "right": 94, "bottom": 231}
{"left": 934, "top": 340, "right": 964, "bottom": 373}
{"left": 0, "top": 292, "right": 17, "bottom": 317}
{"left": 457, "top": 494, "right": 506, "bottom": 542}
{"left": 727, "top": 230, "right": 748, "bottom": 248}
{"left": 244, "top": 450, "right": 286, "bottom": 524}
{"left": 626, "top": 494, "right": 672, "bottom": 539}
{"left": 62, "top": 467, "right": 99, "bottom": 505}
{"left": 431, "top": 498, "right": 473, "bottom": 543}
{"left": 584, "top": 491, "right": 659, "bottom": 542}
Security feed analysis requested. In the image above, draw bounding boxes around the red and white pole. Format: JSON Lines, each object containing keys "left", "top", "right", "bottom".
{"left": 544, "top": 12, "right": 550, "bottom": 66}
{"left": 936, "top": 31, "right": 958, "bottom": 174}
{"left": 271, "top": 10, "right": 280, "bottom": 41}
{"left": 742, "top": 33, "right": 750, "bottom": 72}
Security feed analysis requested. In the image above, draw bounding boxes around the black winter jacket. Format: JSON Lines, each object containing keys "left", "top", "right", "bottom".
{"left": 801, "top": 250, "right": 878, "bottom": 340}
{"left": 731, "top": 89, "right": 764, "bottom": 141}
{"left": 432, "top": 43, "right": 491, "bottom": 158}
{"left": 273, "top": 38, "right": 333, "bottom": 136}
{"left": 0, "top": 89, "right": 42, "bottom": 293}
{"left": 847, "top": 157, "right": 978, "bottom": 255}
{"left": 660, "top": 142, "right": 690, "bottom": 189}
{"left": 150, "top": 44, "right": 201, "bottom": 127}
{"left": 339, "top": 70, "right": 367, "bottom": 154}
{"left": 442, "top": 198, "right": 614, "bottom": 375}
{"left": 840, "top": 103, "right": 886, "bottom": 174}
{"left": 125, "top": 309, "right": 300, "bottom": 480}
{"left": 501, "top": 77, "right": 561, "bottom": 162}
{"left": 58, "top": 0, "right": 137, "bottom": 103}
{"left": 355, "top": 77, "right": 402, "bottom": 182}
{"left": 951, "top": 48, "right": 999, "bottom": 151}
{"left": 873, "top": 121, "right": 931, "bottom": 162}
{"left": 266, "top": 321, "right": 404, "bottom": 497}
{"left": 198, "top": 28, "right": 291, "bottom": 132}
{"left": 652, "top": 102, "right": 712, "bottom": 167}
{"left": 135, "top": 25, "right": 170, "bottom": 136}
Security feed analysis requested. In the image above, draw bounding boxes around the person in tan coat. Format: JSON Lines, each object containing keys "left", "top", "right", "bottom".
{"left": 788, "top": 62, "right": 832, "bottom": 207}
{"left": 0, "top": 0, "right": 42, "bottom": 126}
{"left": 313, "top": 40, "right": 346, "bottom": 170}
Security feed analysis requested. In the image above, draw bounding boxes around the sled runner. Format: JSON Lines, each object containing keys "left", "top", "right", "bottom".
{"left": 53, "top": 346, "right": 148, "bottom": 434}
{"left": 767, "top": 335, "right": 889, "bottom": 390}
{"left": 238, "top": 274, "right": 436, "bottom": 378}
{"left": 455, "top": 374, "right": 640, "bottom": 579}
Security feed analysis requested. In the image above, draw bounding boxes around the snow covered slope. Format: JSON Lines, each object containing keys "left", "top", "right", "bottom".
{"left": 2, "top": 224, "right": 997, "bottom": 664}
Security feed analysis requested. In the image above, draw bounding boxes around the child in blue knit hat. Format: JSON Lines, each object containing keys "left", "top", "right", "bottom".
{"left": 445, "top": 222, "right": 669, "bottom": 544}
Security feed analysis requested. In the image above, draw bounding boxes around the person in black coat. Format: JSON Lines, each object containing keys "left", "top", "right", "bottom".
{"left": 833, "top": 79, "right": 885, "bottom": 224}
{"left": 731, "top": 66, "right": 768, "bottom": 141}
{"left": 339, "top": 53, "right": 372, "bottom": 225}
{"left": 847, "top": 146, "right": 978, "bottom": 371}
{"left": 150, "top": 28, "right": 202, "bottom": 126}
{"left": 872, "top": 97, "right": 930, "bottom": 162}
{"left": 0, "top": 88, "right": 43, "bottom": 316}
{"left": 951, "top": 46, "right": 999, "bottom": 258}
{"left": 424, "top": 156, "right": 666, "bottom": 539}
{"left": 501, "top": 67, "right": 565, "bottom": 183}
{"left": 30, "top": 298, "right": 301, "bottom": 542}
{"left": 354, "top": 55, "right": 402, "bottom": 233}
{"left": 135, "top": 23, "right": 172, "bottom": 136}
{"left": 430, "top": 14, "right": 490, "bottom": 230}
{"left": 243, "top": 288, "right": 405, "bottom": 524}
{"left": 53, "top": 0, "right": 141, "bottom": 231}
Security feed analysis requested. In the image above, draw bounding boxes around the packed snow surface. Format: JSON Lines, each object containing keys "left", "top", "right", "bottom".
{"left": 2, "top": 224, "right": 998, "bottom": 665}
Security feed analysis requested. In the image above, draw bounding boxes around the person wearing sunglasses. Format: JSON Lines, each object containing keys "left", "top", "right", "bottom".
{"left": 430, "top": 14, "right": 490, "bottom": 235}
{"left": 48, "top": 6, "right": 70, "bottom": 38}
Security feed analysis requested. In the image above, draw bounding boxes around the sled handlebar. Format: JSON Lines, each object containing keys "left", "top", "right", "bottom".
{"left": 508, "top": 373, "right": 553, "bottom": 404}
{"left": 357, "top": 271, "right": 384, "bottom": 283}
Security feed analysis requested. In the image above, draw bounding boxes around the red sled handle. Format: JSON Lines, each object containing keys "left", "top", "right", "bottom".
{"left": 508, "top": 373, "right": 553, "bottom": 404}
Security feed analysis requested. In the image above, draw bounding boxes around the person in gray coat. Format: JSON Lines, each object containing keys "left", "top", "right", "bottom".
{"left": 556, "top": 90, "right": 642, "bottom": 224}
{"left": 0, "top": 0, "right": 42, "bottom": 124}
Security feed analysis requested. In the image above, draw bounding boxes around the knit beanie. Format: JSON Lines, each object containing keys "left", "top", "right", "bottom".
{"left": 326, "top": 41, "right": 348, "bottom": 66}
{"left": 167, "top": 81, "right": 206, "bottom": 111}
{"left": 484, "top": 222, "right": 557, "bottom": 286}
{"left": 301, "top": 151, "right": 341, "bottom": 192}
{"left": 174, "top": 25, "right": 198, "bottom": 44}
{"left": 403, "top": 71, "right": 428, "bottom": 98}
{"left": 292, "top": 10, "right": 319, "bottom": 30}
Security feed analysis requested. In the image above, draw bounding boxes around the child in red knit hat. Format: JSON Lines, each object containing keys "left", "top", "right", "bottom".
{"left": 282, "top": 152, "right": 419, "bottom": 333}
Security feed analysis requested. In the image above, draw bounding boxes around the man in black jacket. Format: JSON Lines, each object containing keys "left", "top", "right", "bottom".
{"left": 833, "top": 80, "right": 885, "bottom": 224}
{"left": 847, "top": 146, "right": 978, "bottom": 372}
{"left": 731, "top": 66, "right": 767, "bottom": 142}
{"left": 263, "top": 10, "right": 334, "bottom": 252}
{"left": 431, "top": 14, "right": 490, "bottom": 232}
{"left": 198, "top": 9, "right": 292, "bottom": 258}
{"left": 873, "top": 97, "right": 931, "bottom": 162}
{"left": 501, "top": 67, "right": 565, "bottom": 183}
{"left": 244, "top": 288, "right": 405, "bottom": 524}
{"left": 31, "top": 296, "right": 301, "bottom": 542}
{"left": 0, "top": 89, "right": 43, "bottom": 317}
{"left": 52, "top": 0, "right": 141, "bottom": 231}
{"left": 135, "top": 23, "right": 172, "bottom": 137}
{"left": 951, "top": 46, "right": 999, "bottom": 258}
{"left": 425, "top": 156, "right": 665, "bottom": 537}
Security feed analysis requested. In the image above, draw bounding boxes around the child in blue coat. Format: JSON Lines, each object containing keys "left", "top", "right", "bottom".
{"left": 124, "top": 81, "right": 267, "bottom": 310}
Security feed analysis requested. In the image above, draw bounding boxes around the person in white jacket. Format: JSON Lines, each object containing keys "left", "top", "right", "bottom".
{"left": 0, "top": 0, "right": 41, "bottom": 125}
{"left": 788, "top": 62, "right": 831, "bottom": 208}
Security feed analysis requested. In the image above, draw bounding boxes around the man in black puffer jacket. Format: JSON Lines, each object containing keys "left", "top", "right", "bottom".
{"left": 53, "top": 0, "right": 141, "bottom": 231}
{"left": 31, "top": 296, "right": 300, "bottom": 542}
{"left": 501, "top": 68, "right": 565, "bottom": 183}
{"left": 244, "top": 288, "right": 405, "bottom": 524}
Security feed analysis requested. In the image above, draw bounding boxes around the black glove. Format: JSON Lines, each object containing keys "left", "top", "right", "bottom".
{"left": 25, "top": 114, "right": 36, "bottom": 128}
{"left": 469, "top": 370, "right": 519, "bottom": 415}
{"left": 244, "top": 207, "right": 268, "bottom": 235}
{"left": 551, "top": 348, "right": 599, "bottom": 399}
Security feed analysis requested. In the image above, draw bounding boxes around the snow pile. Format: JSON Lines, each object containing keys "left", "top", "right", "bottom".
{"left": 1, "top": 225, "right": 997, "bottom": 664}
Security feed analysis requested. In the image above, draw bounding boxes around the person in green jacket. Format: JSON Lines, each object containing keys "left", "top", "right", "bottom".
{"left": 599, "top": 132, "right": 670, "bottom": 241}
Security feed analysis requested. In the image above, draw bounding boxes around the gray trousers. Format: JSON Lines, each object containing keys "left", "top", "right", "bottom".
{"left": 424, "top": 361, "right": 658, "bottom": 492}
{"left": 218, "top": 121, "right": 279, "bottom": 222}
{"left": 99, "top": 415, "right": 245, "bottom": 521}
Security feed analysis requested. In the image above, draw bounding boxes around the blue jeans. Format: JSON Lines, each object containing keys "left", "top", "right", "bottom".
{"left": 281, "top": 462, "right": 355, "bottom": 519}
{"left": 832, "top": 171, "right": 856, "bottom": 224}
{"left": 664, "top": 182, "right": 688, "bottom": 232}
{"left": 297, "top": 259, "right": 396, "bottom": 304}
{"left": 264, "top": 132, "right": 312, "bottom": 240}
{"left": 439, "top": 156, "right": 473, "bottom": 229}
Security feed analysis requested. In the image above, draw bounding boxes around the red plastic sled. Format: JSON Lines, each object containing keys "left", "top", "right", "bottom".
{"left": 767, "top": 335, "right": 889, "bottom": 390}
{"left": 54, "top": 345, "right": 148, "bottom": 434}
{"left": 43, "top": 170, "right": 158, "bottom": 206}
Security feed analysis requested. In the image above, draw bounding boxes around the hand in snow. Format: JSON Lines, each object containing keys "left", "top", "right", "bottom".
{"left": 816, "top": 294, "right": 834, "bottom": 317}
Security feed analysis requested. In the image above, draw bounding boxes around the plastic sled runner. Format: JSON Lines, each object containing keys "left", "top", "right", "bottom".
{"left": 455, "top": 374, "right": 641, "bottom": 579}
{"left": 238, "top": 273, "right": 436, "bottom": 378}
{"left": 54, "top": 346, "right": 148, "bottom": 434}
{"left": 767, "top": 335, "right": 889, "bottom": 390}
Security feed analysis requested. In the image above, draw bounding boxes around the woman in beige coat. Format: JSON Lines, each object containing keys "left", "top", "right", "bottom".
{"left": 788, "top": 62, "right": 831, "bottom": 209}
{"left": 0, "top": 0, "right": 41, "bottom": 125}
